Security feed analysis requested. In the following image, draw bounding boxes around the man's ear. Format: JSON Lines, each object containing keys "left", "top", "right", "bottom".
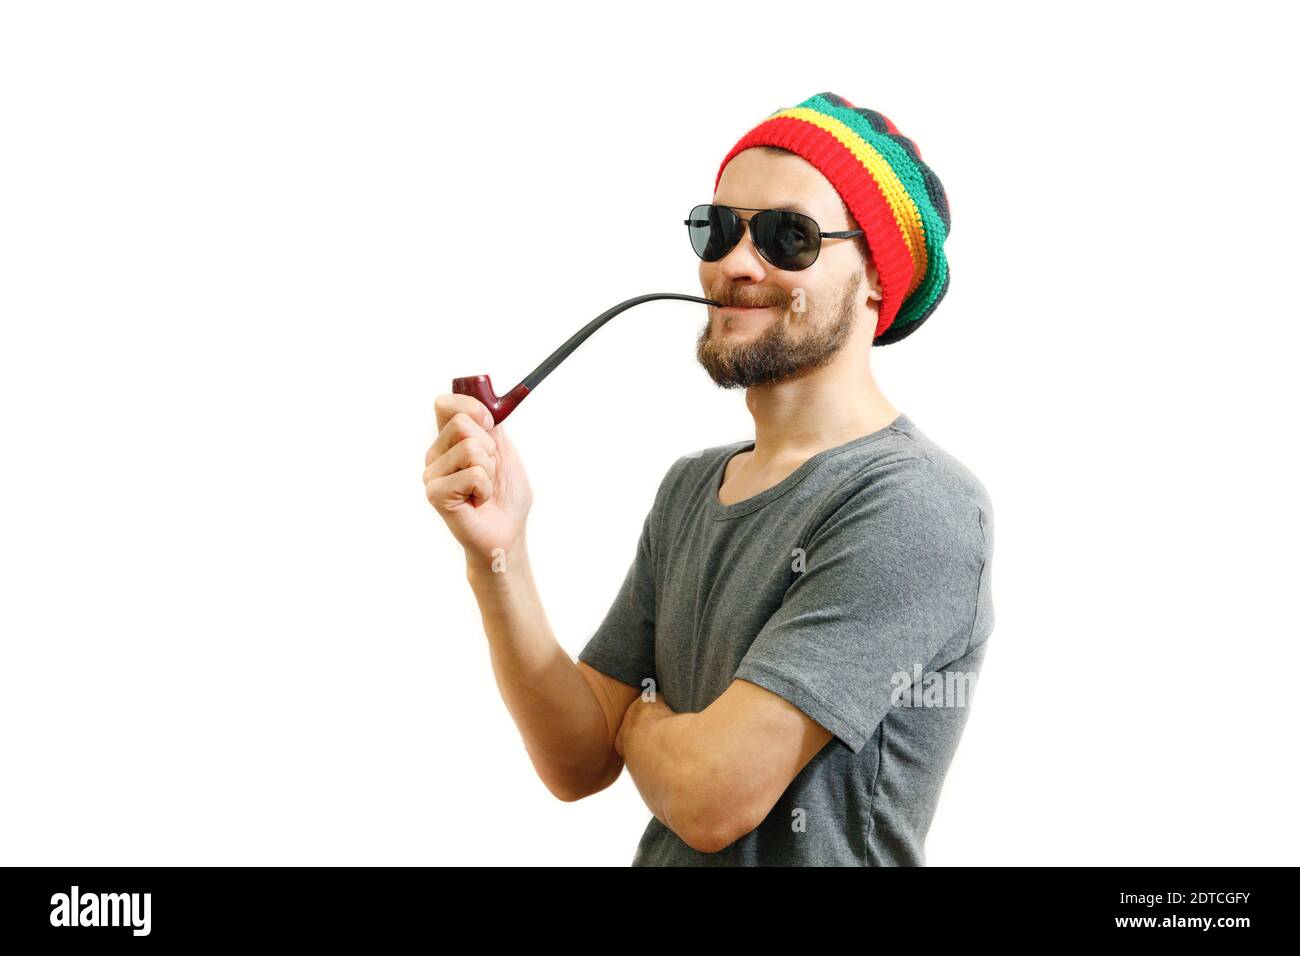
{"left": 864, "top": 260, "right": 883, "bottom": 303}
{"left": 854, "top": 232, "right": 883, "bottom": 304}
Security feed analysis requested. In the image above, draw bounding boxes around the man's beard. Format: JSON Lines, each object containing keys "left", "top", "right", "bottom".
{"left": 695, "top": 270, "right": 861, "bottom": 389}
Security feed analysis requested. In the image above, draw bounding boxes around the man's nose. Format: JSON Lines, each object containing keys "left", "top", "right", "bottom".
{"left": 717, "top": 222, "right": 768, "bottom": 282}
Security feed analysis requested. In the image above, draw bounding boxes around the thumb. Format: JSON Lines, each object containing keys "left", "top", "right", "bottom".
{"left": 492, "top": 421, "right": 513, "bottom": 451}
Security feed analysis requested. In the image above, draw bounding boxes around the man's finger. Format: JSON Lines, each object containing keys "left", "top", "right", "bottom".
{"left": 434, "top": 393, "right": 495, "bottom": 433}
{"left": 426, "top": 410, "right": 498, "bottom": 465}
{"left": 424, "top": 435, "right": 495, "bottom": 485}
{"left": 426, "top": 464, "right": 494, "bottom": 511}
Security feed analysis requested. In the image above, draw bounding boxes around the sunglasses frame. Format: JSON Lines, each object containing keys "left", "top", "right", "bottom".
{"left": 684, "top": 203, "right": 864, "bottom": 271}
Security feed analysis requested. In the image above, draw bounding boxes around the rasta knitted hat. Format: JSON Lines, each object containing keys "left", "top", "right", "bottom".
{"left": 715, "top": 92, "right": 951, "bottom": 345}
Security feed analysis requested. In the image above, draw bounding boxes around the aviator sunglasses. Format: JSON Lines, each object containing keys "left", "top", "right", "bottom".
{"left": 685, "top": 203, "right": 863, "bottom": 271}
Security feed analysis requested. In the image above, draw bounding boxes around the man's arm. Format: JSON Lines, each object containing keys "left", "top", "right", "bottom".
{"left": 425, "top": 392, "right": 641, "bottom": 802}
{"left": 613, "top": 678, "right": 833, "bottom": 853}
{"left": 468, "top": 538, "right": 642, "bottom": 801}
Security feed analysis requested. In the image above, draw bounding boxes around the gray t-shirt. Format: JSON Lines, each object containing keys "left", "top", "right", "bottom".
{"left": 578, "top": 412, "right": 994, "bottom": 866}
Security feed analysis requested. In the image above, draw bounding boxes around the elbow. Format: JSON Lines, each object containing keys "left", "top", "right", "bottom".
{"left": 543, "top": 776, "right": 588, "bottom": 802}
{"left": 540, "top": 757, "right": 622, "bottom": 803}
{"left": 544, "top": 777, "right": 604, "bottom": 803}
{"left": 547, "top": 782, "right": 593, "bottom": 803}
{"left": 674, "top": 800, "right": 762, "bottom": 854}
{"left": 666, "top": 762, "right": 766, "bottom": 854}
{"left": 677, "top": 817, "right": 743, "bottom": 854}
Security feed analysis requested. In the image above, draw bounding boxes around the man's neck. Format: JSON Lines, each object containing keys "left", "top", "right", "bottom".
{"left": 742, "top": 354, "right": 898, "bottom": 471}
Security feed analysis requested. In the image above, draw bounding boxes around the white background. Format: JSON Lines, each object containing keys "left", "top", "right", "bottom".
{"left": 2, "top": 1, "right": 1297, "bottom": 866}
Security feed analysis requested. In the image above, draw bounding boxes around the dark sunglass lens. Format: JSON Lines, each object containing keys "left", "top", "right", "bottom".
{"left": 752, "top": 210, "right": 819, "bottom": 270}
{"left": 687, "top": 204, "right": 740, "bottom": 262}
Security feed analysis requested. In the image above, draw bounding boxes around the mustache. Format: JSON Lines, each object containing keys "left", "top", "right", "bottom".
{"left": 712, "top": 290, "right": 788, "bottom": 308}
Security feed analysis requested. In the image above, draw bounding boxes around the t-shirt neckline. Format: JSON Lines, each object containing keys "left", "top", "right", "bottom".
{"left": 707, "top": 413, "right": 912, "bottom": 520}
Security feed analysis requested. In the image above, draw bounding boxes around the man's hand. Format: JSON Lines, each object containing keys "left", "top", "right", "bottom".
{"left": 423, "top": 394, "right": 646, "bottom": 804}
{"left": 423, "top": 393, "right": 533, "bottom": 571}
{"left": 614, "top": 693, "right": 674, "bottom": 759}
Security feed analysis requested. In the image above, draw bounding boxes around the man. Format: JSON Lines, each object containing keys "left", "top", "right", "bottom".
{"left": 423, "top": 92, "right": 994, "bottom": 865}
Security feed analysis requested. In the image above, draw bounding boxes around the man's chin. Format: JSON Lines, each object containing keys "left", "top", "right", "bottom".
{"left": 695, "top": 345, "right": 771, "bottom": 389}
{"left": 707, "top": 327, "right": 765, "bottom": 350}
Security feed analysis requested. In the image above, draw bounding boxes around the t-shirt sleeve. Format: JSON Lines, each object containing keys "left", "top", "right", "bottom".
{"left": 576, "top": 472, "right": 668, "bottom": 691}
{"left": 733, "top": 458, "right": 986, "bottom": 754}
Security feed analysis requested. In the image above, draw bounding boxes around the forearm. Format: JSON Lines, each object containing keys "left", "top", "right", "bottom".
{"left": 466, "top": 533, "right": 619, "bottom": 800}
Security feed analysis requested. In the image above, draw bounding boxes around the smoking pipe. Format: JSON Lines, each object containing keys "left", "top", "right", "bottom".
{"left": 452, "top": 292, "right": 721, "bottom": 425}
